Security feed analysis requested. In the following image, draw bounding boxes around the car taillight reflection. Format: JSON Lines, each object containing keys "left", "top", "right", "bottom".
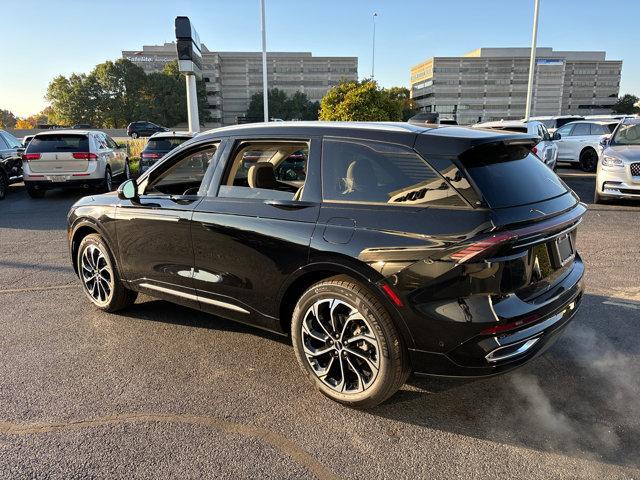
{"left": 72, "top": 152, "right": 98, "bottom": 160}
{"left": 23, "top": 153, "right": 41, "bottom": 160}
{"left": 142, "top": 152, "right": 162, "bottom": 159}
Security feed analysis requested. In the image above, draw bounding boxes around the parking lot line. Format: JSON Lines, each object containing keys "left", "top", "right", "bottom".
{"left": 0, "top": 284, "right": 78, "bottom": 295}
{"left": 602, "top": 300, "right": 640, "bottom": 310}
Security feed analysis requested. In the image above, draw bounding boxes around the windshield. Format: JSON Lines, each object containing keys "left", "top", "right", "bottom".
{"left": 146, "top": 137, "right": 189, "bottom": 151}
{"left": 26, "top": 135, "right": 89, "bottom": 153}
{"left": 540, "top": 120, "right": 555, "bottom": 129}
{"left": 611, "top": 120, "right": 640, "bottom": 146}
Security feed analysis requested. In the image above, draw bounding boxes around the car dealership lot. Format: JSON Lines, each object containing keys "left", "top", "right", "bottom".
{"left": 0, "top": 170, "right": 638, "bottom": 479}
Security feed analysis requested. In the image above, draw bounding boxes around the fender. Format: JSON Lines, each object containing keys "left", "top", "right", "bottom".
{"left": 68, "top": 206, "right": 119, "bottom": 276}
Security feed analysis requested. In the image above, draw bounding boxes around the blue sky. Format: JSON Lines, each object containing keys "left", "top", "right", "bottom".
{"left": 1, "top": 0, "right": 638, "bottom": 117}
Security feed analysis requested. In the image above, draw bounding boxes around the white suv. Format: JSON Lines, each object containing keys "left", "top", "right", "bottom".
{"left": 554, "top": 120, "right": 618, "bottom": 172}
{"left": 23, "top": 130, "right": 129, "bottom": 198}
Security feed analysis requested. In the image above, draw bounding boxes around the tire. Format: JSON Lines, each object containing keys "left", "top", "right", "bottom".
{"left": 0, "top": 172, "right": 7, "bottom": 200}
{"left": 579, "top": 148, "right": 598, "bottom": 172}
{"left": 131, "top": 132, "right": 139, "bottom": 139}
{"left": 291, "top": 275, "right": 410, "bottom": 408}
{"left": 76, "top": 233, "right": 137, "bottom": 312}
{"left": 123, "top": 160, "right": 131, "bottom": 180}
{"left": 99, "top": 167, "right": 113, "bottom": 193}
{"left": 25, "top": 183, "right": 46, "bottom": 199}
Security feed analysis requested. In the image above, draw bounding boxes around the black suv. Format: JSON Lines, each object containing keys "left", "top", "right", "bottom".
{"left": 0, "top": 129, "right": 24, "bottom": 200}
{"left": 67, "top": 122, "right": 585, "bottom": 407}
{"left": 126, "top": 121, "right": 167, "bottom": 138}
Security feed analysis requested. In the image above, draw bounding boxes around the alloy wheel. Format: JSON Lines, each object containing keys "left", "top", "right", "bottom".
{"left": 125, "top": 162, "right": 130, "bottom": 180}
{"left": 80, "top": 244, "right": 113, "bottom": 304}
{"left": 105, "top": 170, "right": 112, "bottom": 191}
{"left": 301, "top": 298, "right": 380, "bottom": 394}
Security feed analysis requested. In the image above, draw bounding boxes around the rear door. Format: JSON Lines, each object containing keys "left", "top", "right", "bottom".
{"left": 25, "top": 134, "right": 91, "bottom": 175}
{"left": 102, "top": 133, "right": 125, "bottom": 175}
{"left": 190, "top": 136, "right": 321, "bottom": 327}
{"left": 567, "top": 123, "right": 591, "bottom": 160}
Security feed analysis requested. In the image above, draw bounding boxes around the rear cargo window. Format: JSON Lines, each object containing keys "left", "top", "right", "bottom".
{"left": 27, "top": 135, "right": 89, "bottom": 153}
{"left": 459, "top": 144, "right": 568, "bottom": 208}
{"left": 146, "top": 137, "right": 189, "bottom": 151}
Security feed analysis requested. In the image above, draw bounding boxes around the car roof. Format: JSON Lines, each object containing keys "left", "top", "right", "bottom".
{"left": 473, "top": 120, "right": 531, "bottom": 128}
{"left": 564, "top": 120, "right": 618, "bottom": 125}
{"left": 33, "top": 129, "right": 96, "bottom": 136}
{"left": 149, "top": 131, "right": 193, "bottom": 139}
{"left": 529, "top": 115, "right": 582, "bottom": 120}
{"left": 201, "top": 121, "right": 430, "bottom": 136}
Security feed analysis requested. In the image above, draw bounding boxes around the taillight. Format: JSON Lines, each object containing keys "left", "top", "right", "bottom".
{"left": 480, "top": 313, "right": 540, "bottom": 335}
{"left": 72, "top": 152, "right": 98, "bottom": 160}
{"left": 450, "top": 232, "right": 517, "bottom": 263}
{"left": 532, "top": 146, "right": 539, "bottom": 157}
{"left": 23, "top": 153, "right": 41, "bottom": 160}
{"left": 381, "top": 283, "right": 403, "bottom": 307}
{"left": 142, "top": 152, "right": 162, "bottom": 159}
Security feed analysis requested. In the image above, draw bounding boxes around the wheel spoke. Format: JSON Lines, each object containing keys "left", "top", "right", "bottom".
{"left": 345, "top": 347, "right": 379, "bottom": 373}
{"left": 303, "top": 343, "right": 334, "bottom": 358}
{"left": 340, "top": 311, "right": 365, "bottom": 341}
{"left": 345, "top": 355, "right": 365, "bottom": 393}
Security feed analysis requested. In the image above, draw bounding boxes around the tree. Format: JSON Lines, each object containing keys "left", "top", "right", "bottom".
{"left": 319, "top": 80, "right": 403, "bottom": 121}
{"left": 612, "top": 94, "right": 640, "bottom": 115}
{"left": 15, "top": 118, "right": 34, "bottom": 129}
{"left": 387, "top": 86, "right": 417, "bottom": 121}
{"left": 0, "top": 109, "right": 17, "bottom": 128}
{"left": 246, "top": 88, "right": 319, "bottom": 121}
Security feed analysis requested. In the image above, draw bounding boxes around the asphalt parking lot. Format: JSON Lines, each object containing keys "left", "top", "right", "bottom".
{"left": 0, "top": 168, "right": 639, "bottom": 479}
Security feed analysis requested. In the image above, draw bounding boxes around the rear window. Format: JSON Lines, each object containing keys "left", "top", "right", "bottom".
{"left": 459, "top": 144, "right": 568, "bottom": 208}
{"left": 27, "top": 135, "right": 89, "bottom": 153}
{"left": 146, "top": 137, "right": 189, "bottom": 151}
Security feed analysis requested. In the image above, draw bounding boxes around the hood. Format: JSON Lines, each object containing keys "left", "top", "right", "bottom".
{"left": 606, "top": 145, "right": 640, "bottom": 162}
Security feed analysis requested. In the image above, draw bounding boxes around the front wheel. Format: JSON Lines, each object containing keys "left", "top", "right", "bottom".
{"left": 77, "top": 233, "right": 137, "bottom": 312}
{"left": 131, "top": 132, "right": 139, "bottom": 139}
{"left": 124, "top": 160, "right": 131, "bottom": 180}
{"left": 292, "top": 276, "right": 410, "bottom": 408}
{"left": 0, "top": 172, "right": 7, "bottom": 200}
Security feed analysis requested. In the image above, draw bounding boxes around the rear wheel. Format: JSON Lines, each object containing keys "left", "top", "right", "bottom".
{"left": 131, "top": 132, "right": 139, "bottom": 139}
{"left": 0, "top": 172, "right": 7, "bottom": 200}
{"left": 291, "top": 276, "right": 410, "bottom": 408}
{"left": 25, "top": 183, "right": 46, "bottom": 198}
{"left": 124, "top": 160, "right": 131, "bottom": 180}
{"left": 99, "top": 167, "right": 113, "bottom": 193}
{"left": 579, "top": 148, "right": 598, "bottom": 172}
{"left": 77, "top": 233, "right": 137, "bottom": 312}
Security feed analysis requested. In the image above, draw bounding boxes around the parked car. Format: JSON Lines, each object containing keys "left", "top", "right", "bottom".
{"left": 22, "top": 135, "right": 34, "bottom": 148}
{"left": 554, "top": 120, "right": 619, "bottom": 172}
{"left": 0, "top": 130, "right": 24, "bottom": 200}
{"left": 67, "top": 121, "right": 585, "bottom": 408}
{"left": 473, "top": 120, "right": 559, "bottom": 169}
{"left": 595, "top": 117, "right": 640, "bottom": 203}
{"left": 140, "top": 131, "right": 194, "bottom": 173}
{"left": 529, "top": 115, "right": 584, "bottom": 133}
{"left": 23, "top": 130, "right": 130, "bottom": 198}
{"left": 72, "top": 124, "right": 94, "bottom": 129}
{"left": 127, "top": 121, "right": 167, "bottom": 138}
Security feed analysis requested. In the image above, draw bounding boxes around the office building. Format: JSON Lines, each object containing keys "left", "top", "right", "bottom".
{"left": 410, "top": 47, "right": 622, "bottom": 124}
{"left": 122, "top": 43, "right": 358, "bottom": 126}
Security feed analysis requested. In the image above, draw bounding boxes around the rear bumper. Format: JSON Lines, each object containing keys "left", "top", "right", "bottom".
{"left": 24, "top": 178, "right": 103, "bottom": 190}
{"left": 408, "top": 256, "right": 584, "bottom": 377}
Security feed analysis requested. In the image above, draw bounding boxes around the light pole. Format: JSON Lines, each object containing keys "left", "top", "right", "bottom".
{"left": 371, "top": 12, "right": 378, "bottom": 79}
{"left": 260, "top": 0, "right": 269, "bottom": 122}
{"left": 524, "top": 0, "right": 540, "bottom": 121}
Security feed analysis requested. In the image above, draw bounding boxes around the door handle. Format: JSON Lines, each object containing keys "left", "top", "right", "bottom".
{"left": 264, "top": 199, "right": 317, "bottom": 209}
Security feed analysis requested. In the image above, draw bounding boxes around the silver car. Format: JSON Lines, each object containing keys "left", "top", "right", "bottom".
{"left": 595, "top": 117, "right": 640, "bottom": 203}
{"left": 22, "top": 130, "right": 129, "bottom": 198}
{"left": 554, "top": 120, "right": 618, "bottom": 172}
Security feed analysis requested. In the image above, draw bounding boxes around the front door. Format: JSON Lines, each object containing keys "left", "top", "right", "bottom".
{"left": 115, "top": 142, "right": 221, "bottom": 308}
{"left": 191, "top": 137, "right": 321, "bottom": 330}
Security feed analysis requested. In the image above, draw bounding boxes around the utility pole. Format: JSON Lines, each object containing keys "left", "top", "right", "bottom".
{"left": 371, "top": 12, "right": 378, "bottom": 78}
{"left": 524, "top": 0, "right": 540, "bottom": 121}
{"left": 260, "top": 0, "right": 269, "bottom": 122}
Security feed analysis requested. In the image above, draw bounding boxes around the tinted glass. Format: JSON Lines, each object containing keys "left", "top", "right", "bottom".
{"left": 589, "top": 124, "right": 608, "bottom": 135}
{"left": 540, "top": 120, "right": 555, "bottom": 129}
{"left": 611, "top": 120, "right": 640, "bottom": 146}
{"left": 556, "top": 124, "right": 573, "bottom": 136}
{"left": 146, "top": 145, "right": 218, "bottom": 195}
{"left": 1, "top": 131, "right": 22, "bottom": 148}
{"left": 0, "top": 134, "right": 8, "bottom": 149}
{"left": 501, "top": 126, "right": 528, "bottom": 133}
{"left": 26, "top": 135, "right": 89, "bottom": 153}
{"left": 606, "top": 122, "right": 619, "bottom": 133}
{"left": 146, "top": 137, "right": 190, "bottom": 151}
{"left": 571, "top": 123, "right": 590, "bottom": 136}
{"left": 459, "top": 144, "right": 568, "bottom": 208}
{"left": 322, "top": 139, "right": 465, "bottom": 207}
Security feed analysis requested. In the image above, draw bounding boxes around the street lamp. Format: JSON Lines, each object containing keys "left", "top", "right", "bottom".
{"left": 260, "top": 0, "right": 269, "bottom": 122}
{"left": 524, "top": 0, "right": 540, "bottom": 121}
{"left": 371, "top": 12, "right": 378, "bottom": 79}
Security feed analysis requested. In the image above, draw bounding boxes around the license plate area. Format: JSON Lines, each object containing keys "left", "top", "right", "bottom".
{"left": 550, "top": 232, "right": 575, "bottom": 268}
{"left": 48, "top": 175, "right": 68, "bottom": 182}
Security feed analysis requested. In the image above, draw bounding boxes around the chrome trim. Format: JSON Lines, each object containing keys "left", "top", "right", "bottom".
{"left": 485, "top": 337, "right": 540, "bottom": 363}
{"left": 117, "top": 211, "right": 181, "bottom": 222}
{"left": 139, "top": 282, "right": 249, "bottom": 314}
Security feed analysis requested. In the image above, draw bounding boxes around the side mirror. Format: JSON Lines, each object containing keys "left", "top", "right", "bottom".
{"left": 16, "top": 147, "right": 25, "bottom": 157}
{"left": 117, "top": 179, "right": 138, "bottom": 200}
{"left": 600, "top": 136, "right": 610, "bottom": 148}
{"left": 552, "top": 132, "right": 561, "bottom": 141}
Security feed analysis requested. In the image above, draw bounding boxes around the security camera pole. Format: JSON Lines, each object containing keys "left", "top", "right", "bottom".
{"left": 175, "top": 16, "right": 203, "bottom": 133}
{"left": 524, "top": 0, "right": 540, "bottom": 121}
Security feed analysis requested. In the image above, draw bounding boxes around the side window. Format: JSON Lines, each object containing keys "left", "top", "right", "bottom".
{"left": 589, "top": 124, "right": 607, "bottom": 135}
{"left": 219, "top": 140, "right": 309, "bottom": 201}
{"left": 572, "top": 123, "right": 590, "bottom": 136}
{"left": 105, "top": 135, "right": 119, "bottom": 149}
{"left": 1, "top": 131, "right": 22, "bottom": 148}
{"left": 556, "top": 124, "right": 574, "bottom": 137}
{"left": 144, "top": 144, "right": 219, "bottom": 196}
{"left": 94, "top": 134, "right": 108, "bottom": 150}
{"left": 322, "top": 138, "right": 466, "bottom": 207}
{"left": 0, "top": 134, "right": 9, "bottom": 149}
